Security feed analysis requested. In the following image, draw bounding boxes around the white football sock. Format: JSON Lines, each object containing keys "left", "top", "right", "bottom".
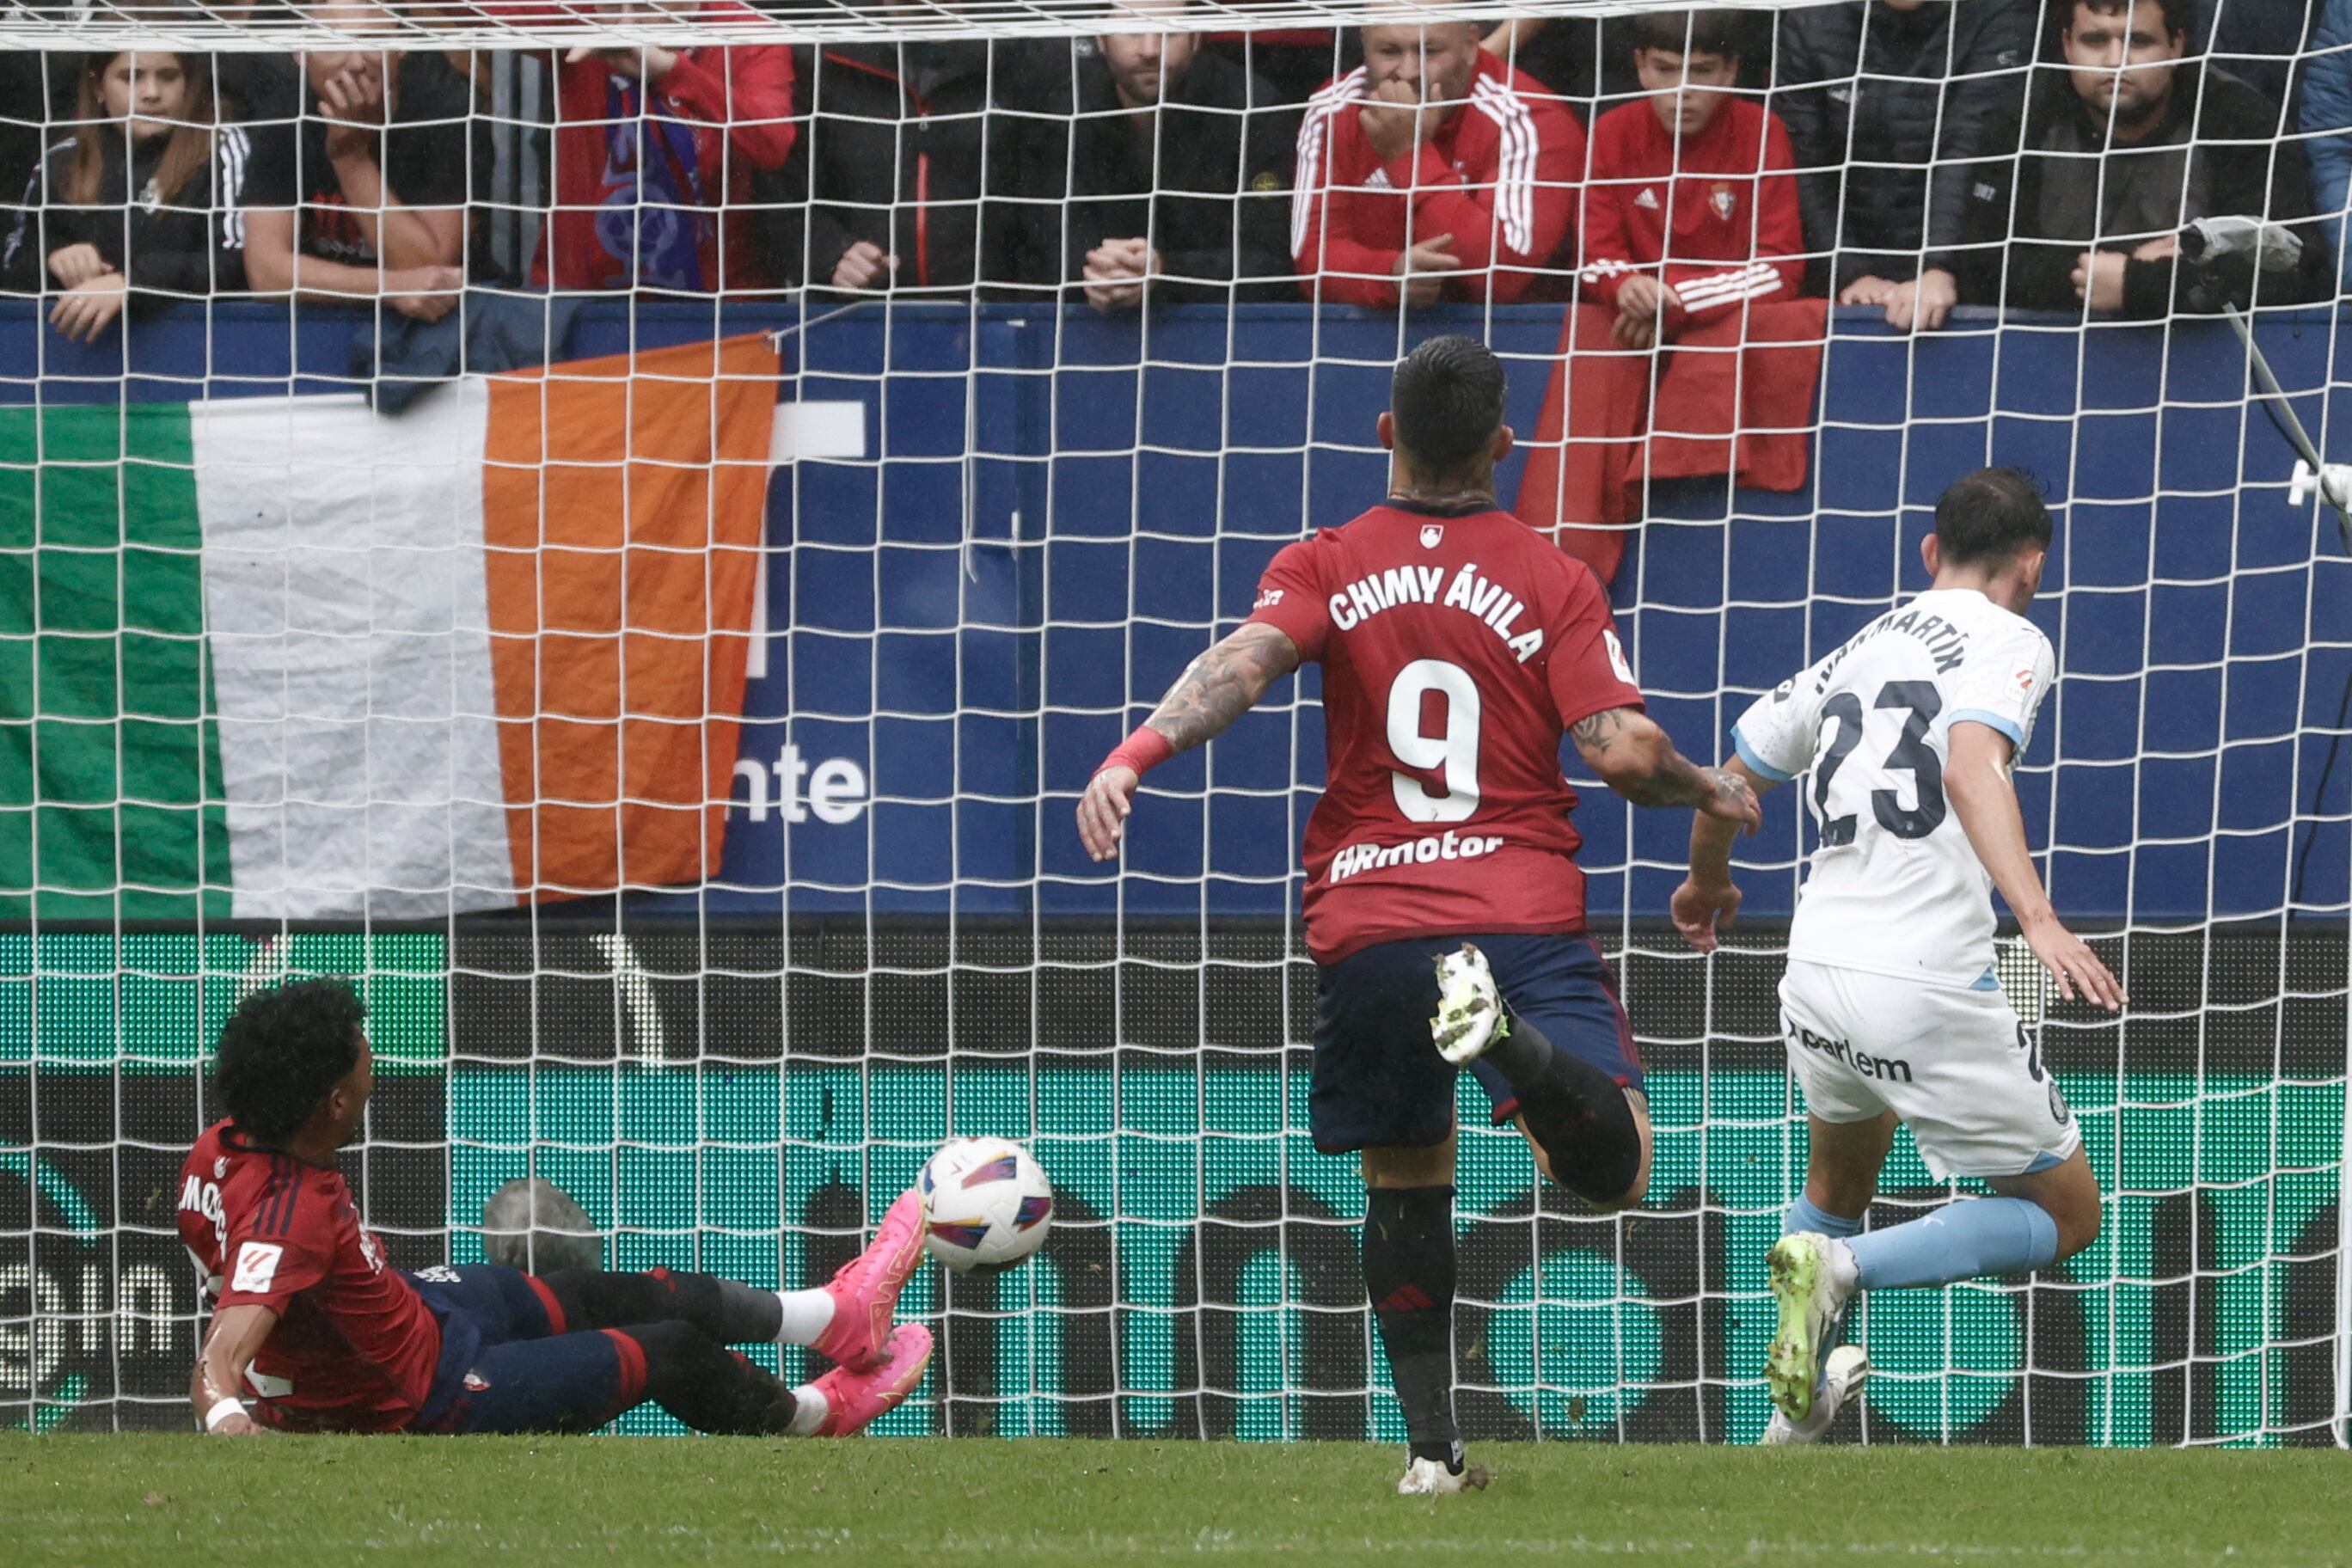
{"left": 776, "top": 1287, "right": 836, "bottom": 1347}
{"left": 787, "top": 1384, "right": 829, "bottom": 1437}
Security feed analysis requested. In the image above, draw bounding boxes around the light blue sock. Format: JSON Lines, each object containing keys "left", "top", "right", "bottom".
{"left": 1845, "top": 1197, "right": 2060, "bottom": 1290}
{"left": 1785, "top": 1193, "right": 1863, "bottom": 1240}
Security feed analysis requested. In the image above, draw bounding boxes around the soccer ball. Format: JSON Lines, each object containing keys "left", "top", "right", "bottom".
{"left": 918, "top": 1137, "right": 1054, "bottom": 1273}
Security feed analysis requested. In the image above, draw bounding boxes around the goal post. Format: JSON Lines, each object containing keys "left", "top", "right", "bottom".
{"left": 0, "top": 0, "right": 2348, "bottom": 1446}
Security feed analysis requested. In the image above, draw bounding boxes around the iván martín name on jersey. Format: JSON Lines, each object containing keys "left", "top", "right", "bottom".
{"left": 1798, "top": 603, "right": 1975, "bottom": 694}
{"left": 1318, "top": 560, "right": 1547, "bottom": 662}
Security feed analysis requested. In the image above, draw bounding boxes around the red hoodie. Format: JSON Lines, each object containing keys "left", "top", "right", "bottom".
{"left": 1290, "top": 52, "right": 1583, "bottom": 307}
{"left": 537, "top": 0, "right": 795, "bottom": 291}
{"left": 1577, "top": 93, "right": 1803, "bottom": 324}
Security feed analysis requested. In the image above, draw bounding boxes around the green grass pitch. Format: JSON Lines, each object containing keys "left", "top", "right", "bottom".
{"left": 5, "top": 1436, "right": 2348, "bottom": 1565}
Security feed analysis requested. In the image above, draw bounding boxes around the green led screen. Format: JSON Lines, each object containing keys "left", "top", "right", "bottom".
{"left": 3, "top": 925, "right": 2343, "bottom": 1443}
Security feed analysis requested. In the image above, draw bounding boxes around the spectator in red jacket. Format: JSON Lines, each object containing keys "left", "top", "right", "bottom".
{"left": 538, "top": 0, "right": 795, "bottom": 292}
{"left": 1290, "top": 15, "right": 1583, "bottom": 308}
{"left": 1577, "top": 9, "right": 1804, "bottom": 347}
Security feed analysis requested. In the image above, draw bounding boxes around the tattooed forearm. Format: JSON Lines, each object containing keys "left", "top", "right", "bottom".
{"left": 1571, "top": 706, "right": 1753, "bottom": 813}
{"left": 1569, "top": 706, "right": 1635, "bottom": 750}
{"left": 1143, "top": 622, "right": 1303, "bottom": 752}
{"left": 1609, "top": 749, "right": 1725, "bottom": 809}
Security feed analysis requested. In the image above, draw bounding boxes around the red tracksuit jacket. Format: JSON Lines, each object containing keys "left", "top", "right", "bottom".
{"left": 1577, "top": 95, "right": 1803, "bottom": 323}
{"left": 1291, "top": 53, "right": 1583, "bottom": 307}
{"left": 537, "top": 0, "right": 796, "bottom": 291}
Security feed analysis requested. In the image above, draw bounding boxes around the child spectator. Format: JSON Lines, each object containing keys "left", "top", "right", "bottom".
{"left": 1515, "top": 9, "right": 1822, "bottom": 586}
{"left": 2, "top": 48, "right": 250, "bottom": 341}
{"left": 238, "top": 0, "right": 480, "bottom": 318}
{"left": 1577, "top": 9, "right": 1804, "bottom": 347}
{"left": 1026, "top": 1, "right": 1295, "bottom": 310}
{"left": 540, "top": 0, "right": 795, "bottom": 292}
{"left": 1290, "top": 14, "right": 1583, "bottom": 309}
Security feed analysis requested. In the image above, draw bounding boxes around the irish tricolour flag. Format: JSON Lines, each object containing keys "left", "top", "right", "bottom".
{"left": 2, "top": 334, "right": 776, "bottom": 919}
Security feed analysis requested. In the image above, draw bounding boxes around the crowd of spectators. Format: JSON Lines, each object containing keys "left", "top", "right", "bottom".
{"left": 4, "top": 0, "right": 2352, "bottom": 340}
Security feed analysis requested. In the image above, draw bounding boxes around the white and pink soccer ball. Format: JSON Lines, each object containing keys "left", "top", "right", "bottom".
{"left": 918, "top": 1138, "right": 1054, "bottom": 1273}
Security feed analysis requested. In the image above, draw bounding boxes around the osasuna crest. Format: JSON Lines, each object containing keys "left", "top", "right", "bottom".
{"left": 1420, "top": 524, "right": 1444, "bottom": 549}
{"left": 1709, "top": 182, "right": 1736, "bottom": 222}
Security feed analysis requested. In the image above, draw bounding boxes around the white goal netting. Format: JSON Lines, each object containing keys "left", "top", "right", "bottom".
{"left": 2, "top": 0, "right": 2349, "bottom": 1445}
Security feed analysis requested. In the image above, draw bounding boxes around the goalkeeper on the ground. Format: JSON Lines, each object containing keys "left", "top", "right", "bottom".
{"left": 180, "top": 979, "right": 929, "bottom": 1436}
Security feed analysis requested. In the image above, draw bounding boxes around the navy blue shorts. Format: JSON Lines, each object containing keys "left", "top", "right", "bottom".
{"left": 1310, "top": 932, "right": 1643, "bottom": 1155}
{"left": 408, "top": 1264, "right": 646, "bottom": 1435}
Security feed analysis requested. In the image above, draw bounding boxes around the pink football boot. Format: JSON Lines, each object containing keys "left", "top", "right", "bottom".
{"left": 809, "top": 1323, "right": 934, "bottom": 1436}
{"left": 811, "top": 1188, "right": 926, "bottom": 1371}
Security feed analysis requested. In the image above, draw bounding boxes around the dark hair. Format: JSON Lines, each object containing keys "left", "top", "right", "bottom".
{"left": 67, "top": 48, "right": 217, "bottom": 209}
{"left": 1390, "top": 335, "right": 1507, "bottom": 475}
{"left": 1630, "top": 8, "right": 1745, "bottom": 60}
{"left": 212, "top": 979, "right": 367, "bottom": 1143}
{"left": 2070, "top": 0, "right": 2194, "bottom": 43}
{"left": 1933, "top": 468, "right": 2053, "bottom": 567}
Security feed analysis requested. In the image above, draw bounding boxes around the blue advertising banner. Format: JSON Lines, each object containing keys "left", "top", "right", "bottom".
{"left": 4, "top": 300, "right": 2348, "bottom": 921}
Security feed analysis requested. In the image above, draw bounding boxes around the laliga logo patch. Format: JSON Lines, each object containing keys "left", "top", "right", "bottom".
{"left": 1420, "top": 524, "right": 1444, "bottom": 549}
{"left": 232, "top": 1241, "right": 284, "bottom": 1294}
{"left": 2015, "top": 665, "right": 2036, "bottom": 691}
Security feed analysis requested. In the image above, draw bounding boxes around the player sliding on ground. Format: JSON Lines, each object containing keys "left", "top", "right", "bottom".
{"left": 180, "top": 978, "right": 932, "bottom": 1436}
{"left": 1078, "top": 335, "right": 1759, "bottom": 1494}
{"left": 1670, "top": 468, "right": 2127, "bottom": 1443}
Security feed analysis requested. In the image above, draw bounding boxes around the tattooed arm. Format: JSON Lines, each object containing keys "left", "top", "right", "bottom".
{"left": 1077, "top": 623, "right": 1303, "bottom": 861}
{"left": 1570, "top": 707, "right": 1761, "bottom": 824}
{"left": 1136, "top": 622, "right": 1304, "bottom": 752}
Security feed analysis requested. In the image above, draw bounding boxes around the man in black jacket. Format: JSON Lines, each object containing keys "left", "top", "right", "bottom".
{"left": 1775, "top": 0, "right": 2037, "bottom": 331}
{"left": 774, "top": 36, "right": 1053, "bottom": 296}
{"left": 1957, "top": 0, "right": 2329, "bottom": 316}
{"left": 1024, "top": 2, "right": 1295, "bottom": 310}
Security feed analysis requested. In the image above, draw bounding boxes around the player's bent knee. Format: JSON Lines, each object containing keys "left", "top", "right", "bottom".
{"left": 2051, "top": 1195, "right": 2102, "bottom": 1261}
{"left": 1547, "top": 1090, "right": 1651, "bottom": 1210}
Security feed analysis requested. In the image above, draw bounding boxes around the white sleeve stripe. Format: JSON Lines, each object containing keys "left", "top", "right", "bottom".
{"left": 217, "top": 126, "right": 248, "bottom": 252}
{"left": 1290, "top": 106, "right": 1332, "bottom": 259}
{"left": 1671, "top": 261, "right": 1780, "bottom": 298}
{"left": 1291, "top": 71, "right": 1367, "bottom": 258}
{"left": 1674, "top": 266, "right": 1785, "bottom": 307}
{"left": 1470, "top": 79, "right": 1535, "bottom": 257}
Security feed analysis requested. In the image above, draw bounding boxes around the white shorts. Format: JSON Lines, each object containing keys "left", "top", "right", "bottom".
{"left": 1778, "top": 959, "right": 2081, "bottom": 1182}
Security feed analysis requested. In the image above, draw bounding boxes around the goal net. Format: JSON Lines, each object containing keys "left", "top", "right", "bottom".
{"left": 2, "top": 0, "right": 2348, "bottom": 1446}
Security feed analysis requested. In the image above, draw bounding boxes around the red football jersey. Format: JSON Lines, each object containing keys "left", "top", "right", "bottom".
{"left": 1246, "top": 502, "right": 1644, "bottom": 962}
{"left": 177, "top": 1120, "right": 441, "bottom": 1432}
{"left": 1577, "top": 95, "right": 1805, "bottom": 323}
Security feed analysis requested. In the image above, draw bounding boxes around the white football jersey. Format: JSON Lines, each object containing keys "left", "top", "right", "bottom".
{"left": 1732, "top": 588, "right": 2056, "bottom": 989}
